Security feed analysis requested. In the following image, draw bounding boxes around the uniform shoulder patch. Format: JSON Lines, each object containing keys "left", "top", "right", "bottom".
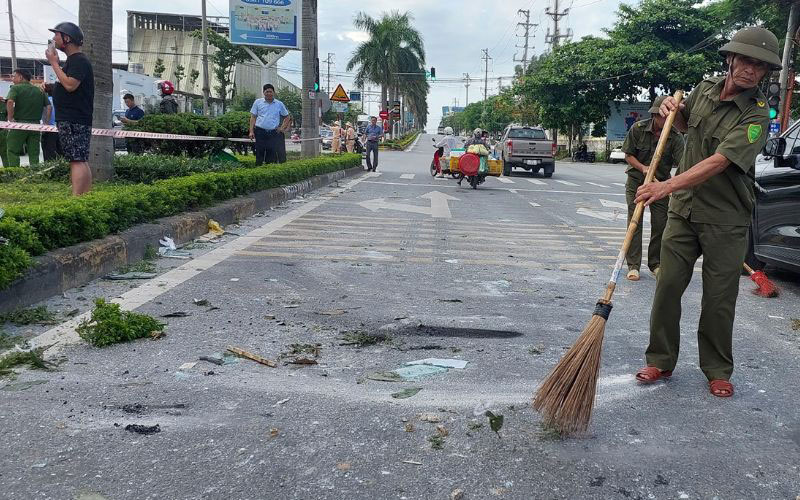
{"left": 747, "top": 124, "right": 763, "bottom": 144}
{"left": 757, "top": 101, "right": 765, "bottom": 108}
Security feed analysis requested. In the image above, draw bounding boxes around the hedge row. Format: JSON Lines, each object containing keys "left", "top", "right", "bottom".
{"left": 0, "top": 154, "right": 361, "bottom": 289}
{"left": 382, "top": 131, "right": 421, "bottom": 151}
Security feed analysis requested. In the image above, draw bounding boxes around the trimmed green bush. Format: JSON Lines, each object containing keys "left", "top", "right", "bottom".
{"left": 382, "top": 131, "right": 420, "bottom": 151}
{"left": 113, "top": 155, "right": 241, "bottom": 184}
{"left": 0, "top": 154, "right": 361, "bottom": 289}
{"left": 125, "top": 113, "right": 231, "bottom": 157}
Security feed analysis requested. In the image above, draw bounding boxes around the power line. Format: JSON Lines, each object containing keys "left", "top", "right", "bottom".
{"left": 514, "top": 9, "right": 538, "bottom": 73}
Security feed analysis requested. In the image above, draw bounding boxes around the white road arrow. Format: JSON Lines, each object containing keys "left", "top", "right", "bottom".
{"left": 599, "top": 199, "right": 628, "bottom": 209}
{"left": 358, "top": 191, "right": 459, "bottom": 219}
{"left": 576, "top": 208, "right": 624, "bottom": 222}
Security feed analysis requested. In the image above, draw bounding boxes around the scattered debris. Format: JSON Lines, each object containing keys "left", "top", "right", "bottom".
{"left": 161, "top": 311, "right": 191, "bottom": 318}
{"left": 273, "top": 398, "right": 290, "bottom": 407}
{"left": 486, "top": 411, "right": 504, "bottom": 437}
{"left": 340, "top": 331, "right": 391, "bottom": 347}
{"left": 66, "top": 309, "right": 80, "bottom": 318}
{"left": 528, "top": 346, "right": 545, "bottom": 355}
{"left": 315, "top": 309, "right": 347, "bottom": 316}
{"left": 792, "top": 319, "right": 800, "bottom": 331}
{"left": 391, "top": 387, "right": 422, "bottom": 399}
{"left": 282, "top": 304, "right": 299, "bottom": 309}
{"left": 404, "top": 423, "right": 415, "bottom": 432}
{"left": 208, "top": 220, "right": 225, "bottom": 236}
{"left": 287, "top": 343, "right": 321, "bottom": 357}
{"left": 149, "top": 330, "right": 166, "bottom": 340}
{"left": 124, "top": 424, "right": 161, "bottom": 435}
{"left": 437, "top": 299, "right": 463, "bottom": 303}
{"left": 0, "top": 333, "right": 24, "bottom": 350}
{"left": 230, "top": 278, "right": 240, "bottom": 282}
{"left": 0, "top": 306, "right": 58, "bottom": 326}
{"left": 158, "top": 237, "right": 192, "bottom": 259}
{"left": 105, "top": 272, "right": 157, "bottom": 281}
{"left": 418, "top": 413, "right": 442, "bottom": 423}
{"left": 199, "top": 353, "right": 238, "bottom": 366}
{"left": 178, "top": 362, "right": 197, "bottom": 371}
{"left": 589, "top": 476, "right": 606, "bottom": 487}
{"left": 227, "top": 346, "right": 277, "bottom": 368}
{"left": 193, "top": 299, "right": 210, "bottom": 307}
{"left": 336, "top": 463, "right": 351, "bottom": 472}
{"left": 428, "top": 435, "right": 445, "bottom": 450}
{"left": 406, "top": 358, "right": 468, "bottom": 369}
{"left": 435, "top": 425, "right": 449, "bottom": 437}
{"left": 368, "top": 364, "right": 448, "bottom": 382}
{"left": 401, "top": 460, "right": 422, "bottom": 465}
{"left": 269, "top": 428, "right": 279, "bottom": 438}
{"left": 288, "top": 357, "right": 318, "bottom": 365}
{"left": 264, "top": 315, "right": 277, "bottom": 320}
{"left": 468, "top": 421, "right": 484, "bottom": 431}
{"left": 0, "top": 349, "right": 54, "bottom": 377}
{"left": 76, "top": 299, "right": 165, "bottom": 348}
{"left": 1, "top": 379, "right": 48, "bottom": 391}
{"left": 451, "top": 488, "right": 465, "bottom": 500}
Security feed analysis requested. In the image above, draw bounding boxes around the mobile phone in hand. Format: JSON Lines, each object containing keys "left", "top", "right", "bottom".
{"left": 46, "top": 39, "right": 55, "bottom": 56}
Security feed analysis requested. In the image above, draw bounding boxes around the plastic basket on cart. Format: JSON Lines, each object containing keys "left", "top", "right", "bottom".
{"left": 458, "top": 153, "right": 480, "bottom": 176}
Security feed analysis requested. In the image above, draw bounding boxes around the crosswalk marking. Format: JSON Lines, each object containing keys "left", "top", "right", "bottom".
{"left": 400, "top": 173, "right": 415, "bottom": 179}
{"left": 529, "top": 202, "right": 541, "bottom": 207}
{"left": 555, "top": 180, "right": 579, "bottom": 186}
{"left": 497, "top": 177, "right": 515, "bottom": 184}
{"left": 527, "top": 179, "right": 546, "bottom": 185}
{"left": 586, "top": 182, "right": 609, "bottom": 188}
{"left": 613, "top": 183, "right": 626, "bottom": 187}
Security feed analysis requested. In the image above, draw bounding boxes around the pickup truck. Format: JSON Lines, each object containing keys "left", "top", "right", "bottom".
{"left": 497, "top": 125, "right": 556, "bottom": 177}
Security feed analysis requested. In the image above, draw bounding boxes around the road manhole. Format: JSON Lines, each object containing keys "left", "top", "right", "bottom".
{"left": 399, "top": 324, "right": 522, "bottom": 339}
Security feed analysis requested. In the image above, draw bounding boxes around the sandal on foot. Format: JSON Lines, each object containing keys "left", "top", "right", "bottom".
{"left": 709, "top": 379, "right": 734, "bottom": 398}
{"left": 635, "top": 366, "right": 673, "bottom": 384}
{"left": 627, "top": 269, "right": 640, "bottom": 281}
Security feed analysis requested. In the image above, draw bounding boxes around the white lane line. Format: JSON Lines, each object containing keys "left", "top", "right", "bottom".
{"left": 555, "top": 180, "right": 579, "bottom": 186}
{"left": 586, "top": 182, "right": 609, "bottom": 188}
{"left": 613, "top": 183, "right": 626, "bottom": 187}
{"left": 400, "top": 173, "right": 415, "bottom": 180}
{"left": 599, "top": 199, "right": 628, "bottom": 209}
{"left": 529, "top": 202, "right": 541, "bottom": 207}
{"left": 361, "top": 181, "right": 626, "bottom": 196}
{"left": 527, "top": 178, "right": 546, "bottom": 185}
{"left": 29, "top": 173, "right": 374, "bottom": 358}
{"left": 497, "top": 177, "right": 515, "bottom": 184}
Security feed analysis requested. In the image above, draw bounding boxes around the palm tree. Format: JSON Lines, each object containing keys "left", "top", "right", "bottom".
{"left": 80, "top": 0, "right": 114, "bottom": 181}
{"left": 346, "top": 11, "right": 427, "bottom": 137}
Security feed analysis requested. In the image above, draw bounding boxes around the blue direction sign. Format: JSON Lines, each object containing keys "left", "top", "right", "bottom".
{"left": 769, "top": 121, "right": 781, "bottom": 134}
{"left": 229, "top": 0, "right": 302, "bottom": 50}
{"left": 349, "top": 91, "right": 362, "bottom": 102}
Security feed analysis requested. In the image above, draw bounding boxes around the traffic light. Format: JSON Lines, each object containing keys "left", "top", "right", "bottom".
{"left": 313, "top": 58, "right": 320, "bottom": 92}
{"left": 767, "top": 82, "right": 781, "bottom": 120}
{"left": 430, "top": 67, "right": 436, "bottom": 81}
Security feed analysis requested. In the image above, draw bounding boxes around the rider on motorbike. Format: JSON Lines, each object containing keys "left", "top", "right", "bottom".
{"left": 433, "top": 126, "right": 458, "bottom": 177}
{"left": 458, "top": 128, "right": 489, "bottom": 186}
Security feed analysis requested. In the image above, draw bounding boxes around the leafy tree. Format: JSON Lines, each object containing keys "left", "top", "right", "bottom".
{"left": 276, "top": 87, "right": 303, "bottom": 125}
{"left": 173, "top": 65, "right": 185, "bottom": 91}
{"left": 230, "top": 91, "right": 257, "bottom": 113}
{"left": 153, "top": 58, "right": 166, "bottom": 78}
{"left": 188, "top": 69, "right": 200, "bottom": 91}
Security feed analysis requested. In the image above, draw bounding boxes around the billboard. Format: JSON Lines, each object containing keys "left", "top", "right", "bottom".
{"left": 229, "top": 0, "right": 302, "bottom": 50}
{"left": 606, "top": 101, "right": 652, "bottom": 141}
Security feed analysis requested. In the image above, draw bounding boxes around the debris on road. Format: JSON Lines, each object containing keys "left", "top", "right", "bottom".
{"left": 418, "top": 413, "right": 442, "bottom": 423}
{"left": 208, "top": 220, "right": 225, "bottom": 236}
{"left": 792, "top": 319, "right": 800, "bottom": 331}
{"left": 1, "top": 379, "right": 48, "bottom": 391}
{"left": 391, "top": 387, "right": 422, "bottom": 399}
{"left": 528, "top": 346, "right": 545, "bottom": 355}
{"left": 406, "top": 358, "right": 468, "bottom": 369}
{"left": 450, "top": 489, "right": 465, "bottom": 500}
{"left": 315, "top": 309, "right": 347, "bottom": 316}
{"left": 336, "top": 462, "right": 351, "bottom": 472}
{"left": 340, "top": 331, "right": 391, "bottom": 347}
{"left": 269, "top": 428, "right": 279, "bottom": 438}
{"left": 158, "top": 237, "right": 192, "bottom": 259}
{"left": 288, "top": 357, "right": 318, "bottom": 365}
{"left": 401, "top": 460, "right": 422, "bottom": 465}
{"left": 435, "top": 425, "right": 449, "bottom": 437}
{"left": 273, "top": 398, "right": 290, "bottom": 407}
{"left": 428, "top": 435, "right": 445, "bottom": 450}
{"left": 161, "top": 311, "right": 190, "bottom": 318}
{"left": 0, "top": 306, "right": 59, "bottom": 326}
{"left": 105, "top": 272, "right": 157, "bottom": 281}
{"left": 437, "top": 299, "right": 463, "bottom": 303}
{"left": 124, "top": 424, "right": 160, "bottom": 435}
{"left": 193, "top": 299, "right": 210, "bottom": 307}
{"left": 178, "top": 362, "right": 197, "bottom": 371}
{"left": 227, "top": 346, "right": 277, "bottom": 368}
{"left": 404, "top": 423, "right": 415, "bottom": 432}
{"left": 367, "top": 364, "right": 448, "bottom": 382}
{"left": 199, "top": 353, "right": 238, "bottom": 366}
{"left": 486, "top": 411, "right": 504, "bottom": 437}
{"left": 0, "top": 349, "right": 54, "bottom": 377}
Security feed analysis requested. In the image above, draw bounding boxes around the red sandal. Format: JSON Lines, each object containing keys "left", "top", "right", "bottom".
{"left": 709, "top": 379, "right": 734, "bottom": 398}
{"left": 635, "top": 366, "right": 673, "bottom": 384}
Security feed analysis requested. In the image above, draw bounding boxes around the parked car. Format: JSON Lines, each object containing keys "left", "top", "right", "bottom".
{"left": 320, "top": 129, "right": 333, "bottom": 150}
{"left": 745, "top": 130, "right": 800, "bottom": 274}
{"left": 497, "top": 125, "right": 556, "bottom": 177}
{"left": 111, "top": 112, "right": 127, "bottom": 151}
{"left": 609, "top": 147, "right": 626, "bottom": 164}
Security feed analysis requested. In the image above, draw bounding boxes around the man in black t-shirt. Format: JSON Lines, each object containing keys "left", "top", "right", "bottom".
{"left": 45, "top": 21, "right": 94, "bottom": 196}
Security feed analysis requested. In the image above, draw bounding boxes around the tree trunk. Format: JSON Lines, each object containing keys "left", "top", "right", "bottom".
{"left": 80, "top": 0, "right": 114, "bottom": 181}
{"left": 300, "top": 0, "right": 319, "bottom": 157}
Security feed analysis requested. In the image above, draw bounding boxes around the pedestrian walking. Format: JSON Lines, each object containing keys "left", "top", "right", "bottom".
{"left": 41, "top": 83, "right": 62, "bottom": 162}
{"left": 363, "top": 116, "right": 383, "bottom": 171}
{"left": 46, "top": 21, "right": 94, "bottom": 196}
{"left": 634, "top": 27, "right": 781, "bottom": 398}
{"left": 345, "top": 122, "right": 356, "bottom": 153}
{"left": 621, "top": 95, "right": 685, "bottom": 281}
{"left": 330, "top": 121, "right": 341, "bottom": 153}
{"left": 5, "top": 69, "right": 50, "bottom": 166}
{"left": 248, "top": 83, "right": 291, "bottom": 166}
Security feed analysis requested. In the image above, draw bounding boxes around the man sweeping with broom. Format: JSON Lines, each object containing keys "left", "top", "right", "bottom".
{"left": 634, "top": 27, "right": 781, "bottom": 398}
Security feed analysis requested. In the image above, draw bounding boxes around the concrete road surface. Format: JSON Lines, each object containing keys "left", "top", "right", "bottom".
{"left": 1, "top": 135, "right": 799, "bottom": 499}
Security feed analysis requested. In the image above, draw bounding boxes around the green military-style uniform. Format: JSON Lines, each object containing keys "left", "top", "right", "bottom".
{"left": 621, "top": 114, "right": 685, "bottom": 273}
{"left": 646, "top": 75, "right": 769, "bottom": 382}
{"left": 0, "top": 99, "right": 8, "bottom": 167}
{"left": 6, "top": 81, "right": 48, "bottom": 166}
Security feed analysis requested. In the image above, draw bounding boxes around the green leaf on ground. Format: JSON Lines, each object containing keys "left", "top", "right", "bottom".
{"left": 391, "top": 387, "right": 422, "bottom": 399}
{"left": 76, "top": 299, "right": 165, "bottom": 348}
{"left": 0, "top": 349, "right": 54, "bottom": 377}
{"left": 485, "top": 410, "right": 504, "bottom": 436}
{"left": 0, "top": 306, "right": 58, "bottom": 326}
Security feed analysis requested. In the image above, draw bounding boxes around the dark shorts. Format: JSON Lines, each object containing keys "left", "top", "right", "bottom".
{"left": 57, "top": 121, "right": 92, "bottom": 162}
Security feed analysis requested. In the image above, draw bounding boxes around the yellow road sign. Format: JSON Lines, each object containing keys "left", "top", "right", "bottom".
{"left": 330, "top": 84, "right": 350, "bottom": 102}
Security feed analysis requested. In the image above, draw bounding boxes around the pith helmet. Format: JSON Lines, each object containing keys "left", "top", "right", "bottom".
{"left": 649, "top": 95, "right": 667, "bottom": 114}
{"left": 719, "top": 26, "right": 782, "bottom": 70}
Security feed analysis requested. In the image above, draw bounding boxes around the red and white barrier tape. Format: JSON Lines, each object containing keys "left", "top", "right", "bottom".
{"left": 0, "top": 121, "right": 323, "bottom": 143}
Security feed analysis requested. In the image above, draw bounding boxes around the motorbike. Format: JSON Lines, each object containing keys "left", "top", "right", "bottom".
{"left": 456, "top": 153, "right": 487, "bottom": 189}
{"left": 572, "top": 149, "right": 596, "bottom": 163}
{"left": 429, "top": 138, "right": 458, "bottom": 178}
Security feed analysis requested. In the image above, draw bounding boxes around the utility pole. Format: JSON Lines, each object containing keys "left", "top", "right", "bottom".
{"left": 301, "top": 0, "right": 319, "bottom": 157}
{"left": 463, "top": 73, "right": 471, "bottom": 106}
{"left": 201, "top": 0, "right": 210, "bottom": 116}
{"left": 545, "top": 0, "right": 571, "bottom": 50}
{"left": 7, "top": 0, "right": 17, "bottom": 71}
{"left": 481, "top": 49, "right": 491, "bottom": 101}
{"left": 498, "top": 76, "right": 503, "bottom": 92}
{"left": 779, "top": 2, "right": 800, "bottom": 130}
{"left": 323, "top": 52, "right": 334, "bottom": 92}
{"left": 514, "top": 9, "right": 537, "bottom": 74}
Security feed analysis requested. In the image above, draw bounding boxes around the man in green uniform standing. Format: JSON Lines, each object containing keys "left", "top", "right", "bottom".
{"left": 634, "top": 27, "right": 781, "bottom": 398}
{"left": 621, "top": 96, "right": 685, "bottom": 281}
{"left": 0, "top": 94, "right": 8, "bottom": 167}
{"left": 6, "top": 69, "right": 50, "bottom": 166}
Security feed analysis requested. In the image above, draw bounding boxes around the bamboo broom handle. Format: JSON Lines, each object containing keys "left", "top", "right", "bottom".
{"left": 602, "top": 90, "right": 684, "bottom": 303}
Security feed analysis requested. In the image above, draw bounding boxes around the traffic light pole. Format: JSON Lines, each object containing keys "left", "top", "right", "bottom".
{"left": 778, "top": 2, "right": 799, "bottom": 130}
{"left": 301, "top": 0, "right": 319, "bottom": 157}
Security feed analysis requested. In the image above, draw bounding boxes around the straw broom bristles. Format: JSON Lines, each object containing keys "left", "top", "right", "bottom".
{"left": 532, "top": 305, "right": 609, "bottom": 436}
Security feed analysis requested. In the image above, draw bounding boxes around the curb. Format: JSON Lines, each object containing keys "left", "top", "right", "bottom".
{"left": 0, "top": 166, "right": 364, "bottom": 313}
